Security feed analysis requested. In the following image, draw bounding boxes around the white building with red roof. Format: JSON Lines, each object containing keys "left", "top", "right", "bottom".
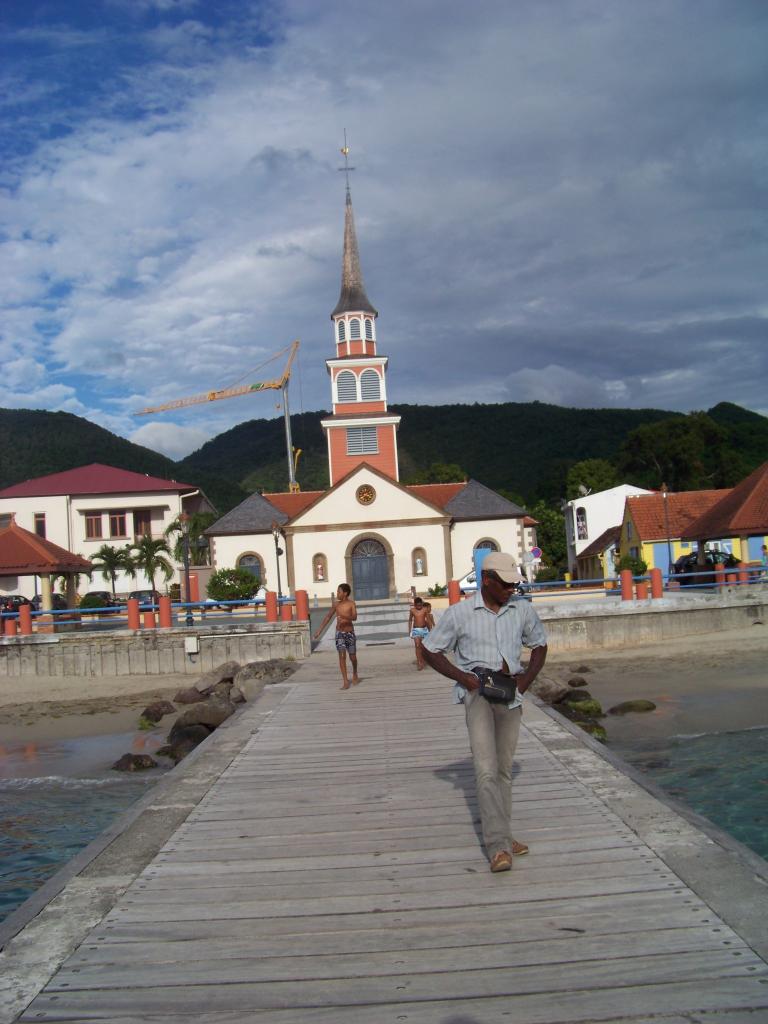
{"left": 0, "top": 463, "right": 214, "bottom": 598}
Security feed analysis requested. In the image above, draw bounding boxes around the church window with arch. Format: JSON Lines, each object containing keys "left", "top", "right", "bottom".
{"left": 336, "top": 370, "right": 357, "bottom": 403}
{"left": 237, "top": 553, "right": 264, "bottom": 585}
{"left": 364, "top": 318, "right": 373, "bottom": 340}
{"left": 349, "top": 317, "right": 361, "bottom": 339}
{"left": 360, "top": 369, "right": 381, "bottom": 401}
{"left": 474, "top": 538, "right": 499, "bottom": 553}
{"left": 337, "top": 320, "right": 346, "bottom": 341}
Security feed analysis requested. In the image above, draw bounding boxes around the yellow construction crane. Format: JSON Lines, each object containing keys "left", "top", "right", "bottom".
{"left": 134, "top": 340, "right": 302, "bottom": 492}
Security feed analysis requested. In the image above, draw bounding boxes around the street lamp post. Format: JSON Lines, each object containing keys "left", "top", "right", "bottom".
{"left": 271, "top": 522, "right": 284, "bottom": 599}
{"left": 661, "top": 483, "right": 672, "bottom": 583}
{"left": 179, "top": 512, "right": 194, "bottom": 626}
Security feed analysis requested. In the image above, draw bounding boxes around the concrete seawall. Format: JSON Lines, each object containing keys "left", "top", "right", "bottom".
{"left": 0, "top": 622, "right": 310, "bottom": 678}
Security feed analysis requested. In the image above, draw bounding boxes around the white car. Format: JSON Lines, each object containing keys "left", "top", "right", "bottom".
{"left": 458, "top": 569, "right": 478, "bottom": 593}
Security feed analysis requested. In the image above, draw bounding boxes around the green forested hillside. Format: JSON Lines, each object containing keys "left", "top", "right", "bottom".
{"left": 1, "top": 401, "right": 765, "bottom": 518}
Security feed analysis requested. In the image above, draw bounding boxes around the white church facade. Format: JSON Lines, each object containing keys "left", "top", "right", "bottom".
{"left": 206, "top": 179, "right": 537, "bottom": 600}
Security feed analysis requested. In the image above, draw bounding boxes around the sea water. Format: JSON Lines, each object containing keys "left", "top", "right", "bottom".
{"left": 610, "top": 726, "right": 768, "bottom": 861}
{"left": 0, "top": 730, "right": 165, "bottom": 924}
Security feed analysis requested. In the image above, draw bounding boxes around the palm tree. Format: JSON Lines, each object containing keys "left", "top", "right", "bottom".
{"left": 165, "top": 512, "right": 215, "bottom": 566}
{"left": 89, "top": 544, "right": 136, "bottom": 597}
{"left": 131, "top": 535, "right": 174, "bottom": 596}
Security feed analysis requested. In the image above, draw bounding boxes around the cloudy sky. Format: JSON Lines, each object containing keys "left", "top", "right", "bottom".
{"left": 1, "top": 0, "right": 766, "bottom": 460}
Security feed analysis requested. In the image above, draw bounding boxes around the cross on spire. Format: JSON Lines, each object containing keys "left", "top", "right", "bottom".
{"left": 338, "top": 129, "right": 355, "bottom": 192}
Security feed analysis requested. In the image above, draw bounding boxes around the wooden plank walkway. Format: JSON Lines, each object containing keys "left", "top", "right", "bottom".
{"left": 17, "top": 647, "right": 768, "bottom": 1023}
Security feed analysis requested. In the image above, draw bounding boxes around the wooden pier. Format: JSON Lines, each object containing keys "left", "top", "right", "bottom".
{"left": 12, "top": 646, "right": 768, "bottom": 1023}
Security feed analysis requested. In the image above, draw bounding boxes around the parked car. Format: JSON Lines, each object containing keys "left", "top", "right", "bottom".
{"left": 128, "top": 589, "right": 160, "bottom": 606}
{"left": 1, "top": 594, "right": 31, "bottom": 613}
{"left": 671, "top": 549, "right": 739, "bottom": 586}
{"left": 31, "top": 593, "right": 68, "bottom": 611}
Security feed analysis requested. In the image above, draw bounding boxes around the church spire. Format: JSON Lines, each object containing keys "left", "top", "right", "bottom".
{"left": 331, "top": 146, "right": 377, "bottom": 318}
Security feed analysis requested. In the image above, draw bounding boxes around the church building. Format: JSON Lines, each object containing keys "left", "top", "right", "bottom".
{"left": 206, "top": 178, "right": 536, "bottom": 600}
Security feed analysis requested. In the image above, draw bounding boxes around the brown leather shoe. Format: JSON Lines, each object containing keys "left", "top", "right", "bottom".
{"left": 489, "top": 850, "right": 513, "bottom": 873}
{"left": 511, "top": 839, "right": 529, "bottom": 856}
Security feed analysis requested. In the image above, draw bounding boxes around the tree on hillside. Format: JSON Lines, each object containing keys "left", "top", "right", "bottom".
{"left": 617, "top": 412, "right": 731, "bottom": 491}
{"left": 566, "top": 459, "right": 619, "bottom": 500}
{"left": 131, "top": 536, "right": 174, "bottom": 595}
{"left": 89, "top": 544, "right": 136, "bottom": 596}
{"left": 164, "top": 512, "right": 216, "bottom": 566}
{"left": 406, "top": 462, "right": 467, "bottom": 484}
{"left": 529, "top": 501, "right": 568, "bottom": 575}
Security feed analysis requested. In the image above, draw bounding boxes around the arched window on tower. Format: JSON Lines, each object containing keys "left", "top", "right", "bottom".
{"left": 360, "top": 369, "right": 381, "bottom": 401}
{"left": 576, "top": 507, "right": 588, "bottom": 540}
{"left": 349, "top": 318, "right": 361, "bottom": 339}
{"left": 364, "top": 318, "right": 373, "bottom": 340}
{"left": 337, "top": 320, "right": 346, "bottom": 341}
{"left": 336, "top": 370, "right": 357, "bottom": 403}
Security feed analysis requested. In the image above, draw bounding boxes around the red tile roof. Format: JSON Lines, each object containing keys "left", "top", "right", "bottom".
{"left": 579, "top": 525, "right": 622, "bottom": 559}
{"left": 680, "top": 461, "right": 768, "bottom": 539}
{"left": 0, "top": 520, "right": 93, "bottom": 575}
{"left": 0, "top": 463, "right": 194, "bottom": 499}
{"left": 263, "top": 491, "right": 325, "bottom": 517}
{"left": 406, "top": 483, "right": 466, "bottom": 509}
{"left": 626, "top": 490, "right": 730, "bottom": 541}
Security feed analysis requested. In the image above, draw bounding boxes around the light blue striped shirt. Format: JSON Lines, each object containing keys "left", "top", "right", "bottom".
{"left": 423, "top": 591, "right": 547, "bottom": 706}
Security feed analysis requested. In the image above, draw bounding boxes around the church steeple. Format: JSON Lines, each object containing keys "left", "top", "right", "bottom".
{"left": 321, "top": 142, "right": 400, "bottom": 486}
{"left": 331, "top": 188, "right": 378, "bottom": 318}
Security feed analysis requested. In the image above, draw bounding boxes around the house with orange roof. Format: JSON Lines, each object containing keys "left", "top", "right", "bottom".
{"left": 0, "top": 464, "right": 214, "bottom": 600}
{"left": 679, "top": 460, "right": 768, "bottom": 564}
{"left": 618, "top": 488, "right": 734, "bottom": 575}
{"left": 0, "top": 519, "right": 93, "bottom": 610}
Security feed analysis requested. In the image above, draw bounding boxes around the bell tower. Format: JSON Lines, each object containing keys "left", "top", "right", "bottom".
{"left": 321, "top": 145, "right": 401, "bottom": 487}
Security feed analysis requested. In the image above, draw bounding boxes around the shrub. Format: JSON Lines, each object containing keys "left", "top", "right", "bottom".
{"left": 426, "top": 582, "right": 447, "bottom": 596}
{"left": 79, "top": 594, "right": 108, "bottom": 610}
{"left": 618, "top": 555, "right": 648, "bottom": 576}
{"left": 533, "top": 566, "right": 559, "bottom": 583}
{"left": 207, "top": 568, "right": 261, "bottom": 603}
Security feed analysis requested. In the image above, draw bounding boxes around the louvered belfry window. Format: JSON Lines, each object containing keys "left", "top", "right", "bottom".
{"left": 349, "top": 318, "right": 361, "bottom": 339}
{"left": 337, "top": 320, "right": 346, "bottom": 341}
{"left": 364, "top": 318, "right": 373, "bottom": 340}
{"left": 346, "top": 426, "right": 378, "bottom": 454}
{"left": 336, "top": 370, "right": 357, "bottom": 403}
{"left": 360, "top": 369, "right": 381, "bottom": 401}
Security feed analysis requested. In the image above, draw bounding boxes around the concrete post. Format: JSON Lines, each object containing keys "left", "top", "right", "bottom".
{"left": 715, "top": 562, "right": 726, "bottom": 589}
{"left": 737, "top": 562, "right": 749, "bottom": 585}
{"left": 650, "top": 567, "right": 663, "bottom": 599}
{"left": 142, "top": 609, "right": 156, "bottom": 629}
{"left": 4, "top": 617, "right": 17, "bottom": 637}
{"left": 448, "top": 580, "right": 461, "bottom": 605}
{"left": 265, "top": 591, "right": 278, "bottom": 622}
{"left": 295, "top": 590, "right": 310, "bottom": 621}
{"left": 127, "top": 598, "right": 140, "bottom": 630}
{"left": 635, "top": 580, "right": 649, "bottom": 600}
{"left": 18, "top": 604, "right": 32, "bottom": 634}
{"left": 620, "top": 569, "right": 634, "bottom": 601}
{"left": 158, "top": 595, "right": 172, "bottom": 628}
{"left": 280, "top": 602, "right": 293, "bottom": 622}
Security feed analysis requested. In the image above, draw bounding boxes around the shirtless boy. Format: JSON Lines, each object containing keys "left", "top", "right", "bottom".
{"left": 314, "top": 583, "right": 360, "bottom": 689}
{"left": 408, "top": 597, "right": 431, "bottom": 670}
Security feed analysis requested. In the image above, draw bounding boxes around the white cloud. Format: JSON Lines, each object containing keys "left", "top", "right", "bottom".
{"left": 129, "top": 421, "right": 210, "bottom": 459}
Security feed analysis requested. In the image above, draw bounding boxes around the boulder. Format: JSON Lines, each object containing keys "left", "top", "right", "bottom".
{"left": 164, "top": 723, "right": 214, "bottom": 762}
{"left": 194, "top": 661, "right": 242, "bottom": 694}
{"left": 577, "top": 721, "right": 607, "bottom": 743}
{"left": 529, "top": 675, "right": 571, "bottom": 705}
{"left": 212, "top": 680, "right": 234, "bottom": 699}
{"left": 561, "top": 689, "right": 594, "bottom": 704}
{"left": 608, "top": 699, "right": 657, "bottom": 715}
{"left": 174, "top": 686, "right": 208, "bottom": 705}
{"left": 570, "top": 665, "right": 591, "bottom": 673}
{"left": 567, "top": 676, "right": 589, "bottom": 688}
{"left": 557, "top": 698, "right": 604, "bottom": 721}
{"left": 140, "top": 700, "right": 177, "bottom": 724}
{"left": 173, "top": 695, "right": 237, "bottom": 731}
{"left": 233, "top": 659, "right": 298, "bottom": 701}
{"left": 112, "top": 753, "right": 159, "bottom": 772}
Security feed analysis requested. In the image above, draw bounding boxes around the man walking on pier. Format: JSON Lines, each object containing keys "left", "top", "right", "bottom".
{"left": 313, "top": 583, "right": 360, "bottom": 690}
{"left": 421, "top": 553, "right": 548, "bottom": 872}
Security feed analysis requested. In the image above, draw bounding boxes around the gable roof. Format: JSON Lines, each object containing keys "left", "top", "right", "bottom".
{"left": 578, "top": 525, "right": 622, "bottom": 560}
{"left": 264, "top": 491, "right": 325, "bottom": 518}
{"left": 204, "top": 491, "right": 289, "bottom": 536}
{"left": 626, "top": 490, "right": 729, "bottom": 542}
{"left": 443, "top": 479, "right": 526, "bottom": 519}
{"left": 680, "top": 461, "right": 768, "bottom": 540}
{"left": 0, "top": 520, "right": 93, "bottom": 575}
{"left": 0, "top": 463, "right": 195, "bottom": 499}
{"left": 406, "top": 483, "right": 466, "bottom": 509}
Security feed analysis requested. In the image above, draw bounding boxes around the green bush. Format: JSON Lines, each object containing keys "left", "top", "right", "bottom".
{"left": 533, "top": 566, "right": 559, "bottom": 582}
{"left": 207, "top": 568, "right": 261, "bottom": 602}
{"left": 426, "top": 582, "right": 447, "bottom": 596}
{"left": 79, "top": 594, "right": 107, "bottom": 610}
{"left": 618, "top": 555, "right": 648, "bottom": 576}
